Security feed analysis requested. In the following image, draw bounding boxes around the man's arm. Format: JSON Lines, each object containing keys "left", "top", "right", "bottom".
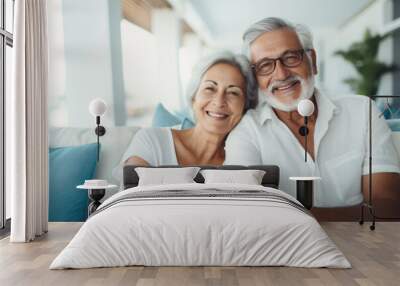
{"left": 311, "top": 174, "right": 400, "bottom": 220}
{"left": 361, "top": 173, "right": 400, "bottom": 218}
{"left": 362, "top": 173, "right": 400, "bottom": 201}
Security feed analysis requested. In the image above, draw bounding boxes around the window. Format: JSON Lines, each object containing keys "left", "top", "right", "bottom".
{"left": 120, "top": 19, "right": 158, "bottom": 126}
{"left": 0, "top": 0, "right": 14, "bottom": 233}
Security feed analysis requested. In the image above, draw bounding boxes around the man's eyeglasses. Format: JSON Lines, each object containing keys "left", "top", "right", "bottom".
{"left": 251, "top": 49, "right": 310, "bottom": 76}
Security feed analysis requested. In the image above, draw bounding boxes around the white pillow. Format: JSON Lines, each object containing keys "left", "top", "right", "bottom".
{"left": 135, "top": 167, "right": 200, "bottom": 186}
{"left": 200, "top": 169, "right": 266, "bottom": 185}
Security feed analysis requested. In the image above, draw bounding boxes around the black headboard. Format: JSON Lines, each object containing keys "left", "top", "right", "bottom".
{"left": 123, "top": 165, "right": 280, "bottom": 189}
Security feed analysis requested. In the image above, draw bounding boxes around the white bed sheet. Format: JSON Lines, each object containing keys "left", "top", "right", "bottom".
{"left": 50, "top": 183, "right": 351, "bottom": 269}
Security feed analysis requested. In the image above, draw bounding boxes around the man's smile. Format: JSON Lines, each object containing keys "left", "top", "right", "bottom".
{"left": 272, "top": 80, "right": 300, "bottom": 94}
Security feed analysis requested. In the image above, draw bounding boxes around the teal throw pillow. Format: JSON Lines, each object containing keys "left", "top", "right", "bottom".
{"left": 152, "top": 103, "right": 181, "bottom": 127}
{"left": 181, "top": 117, "right": 195, "bottom": 129}
{"left": 152, "top": 103, "right": 195, "bottom": 129}
{"left": 49, "top": 143, "right": 98, "bottom": 222}
{"left": 387, "top": 119, "right": 400, "bottom": 132}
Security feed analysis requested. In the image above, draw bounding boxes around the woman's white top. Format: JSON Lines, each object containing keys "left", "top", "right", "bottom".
{"left": 112, "top": 128, "right": 178, "bottom": 182}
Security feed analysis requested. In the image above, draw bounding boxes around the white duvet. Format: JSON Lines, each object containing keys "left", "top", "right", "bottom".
{"left": 50, "top": 183, "right": 351, "bottom": 269}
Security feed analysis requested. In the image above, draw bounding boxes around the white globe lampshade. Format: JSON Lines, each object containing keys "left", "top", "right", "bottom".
{"left": 297, "top": 99, "right": 314, "bottom": 117}
{"left": 89, "top": 98, "right": 107, "bottom": 117}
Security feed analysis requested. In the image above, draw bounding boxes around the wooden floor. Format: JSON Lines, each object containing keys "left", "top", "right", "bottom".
{"left": 0, "top": 222, "right": 399, "bottom": 286}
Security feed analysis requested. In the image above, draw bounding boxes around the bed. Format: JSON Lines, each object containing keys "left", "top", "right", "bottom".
{"left": 50, "top": 165, "right": 350, "bottom": 269}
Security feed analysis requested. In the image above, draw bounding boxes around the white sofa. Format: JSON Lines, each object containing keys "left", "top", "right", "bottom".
{"left": 49, "top": 126, "right": 140, "bottom": 198}
{"left": 49, "top": 126, "right": 400, "bottom": 199}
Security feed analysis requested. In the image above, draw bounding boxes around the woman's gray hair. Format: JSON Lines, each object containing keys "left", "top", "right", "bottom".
{"left": 185, "top": 51, "right": 258, "bottom": 117}
{"left": 242, "top": 17, "right": 314, "bottom": 61}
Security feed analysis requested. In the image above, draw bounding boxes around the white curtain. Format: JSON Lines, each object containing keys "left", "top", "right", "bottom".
{"left": 8, "top": 0, "right": 49, "bottom": 242}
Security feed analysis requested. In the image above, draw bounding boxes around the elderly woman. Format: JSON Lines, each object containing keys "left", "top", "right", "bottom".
{"left": 117, "top": 51, "right": 255, "bottom": 168}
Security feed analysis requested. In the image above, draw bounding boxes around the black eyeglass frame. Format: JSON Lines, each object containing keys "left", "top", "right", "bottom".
{"left": 251, "top": 49, "right": 312, "bottom": 76}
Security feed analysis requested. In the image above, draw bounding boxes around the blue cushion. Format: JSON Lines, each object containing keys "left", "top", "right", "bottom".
{"left": 387, "top": 119, "right": 400, "bottom": 132}
{"left": 181, "top": 117, "right": 195, "bottom": 129}
{"left": 49, "top": 143, "right": 98, "bottom": 222}
{"left": 152, "top": 103, "right": 195, "bottom": 129}
{"left": 152, "top": 103, "right": 181, "bottom": 127}
{"left": 174, "top": 108, "right": 194, "bottom": 121}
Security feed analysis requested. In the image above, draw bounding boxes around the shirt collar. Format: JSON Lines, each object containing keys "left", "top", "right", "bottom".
{"left": 255, "top": 88, "right": 338, "bottom": 125}
{"left": 314, "top": 89, "right": 339, "bottom": 123}
{"left": 255, "top": 94, "right": 274, "bottom": 125}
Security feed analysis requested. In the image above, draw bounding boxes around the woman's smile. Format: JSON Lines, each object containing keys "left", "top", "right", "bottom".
{"left": 205, "top": 110, "right": 230, "bottom": 120}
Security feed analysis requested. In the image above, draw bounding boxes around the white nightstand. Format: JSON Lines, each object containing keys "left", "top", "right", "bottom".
{"left": 77, "top": 180, "right": 117, "bottom": 216}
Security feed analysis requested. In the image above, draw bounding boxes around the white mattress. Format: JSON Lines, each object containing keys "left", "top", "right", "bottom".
{"left": 50, "top": 183, "right": 351, "bottom": 269}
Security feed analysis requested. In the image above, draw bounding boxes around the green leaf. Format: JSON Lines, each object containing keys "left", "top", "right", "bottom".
{"left": 334, "top": 29, "right": 397, "bottom": 96}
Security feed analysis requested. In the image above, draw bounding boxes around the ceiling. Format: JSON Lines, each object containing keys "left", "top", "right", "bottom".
{"left": 188, "top": 0, "right": 374, "bottom": 45}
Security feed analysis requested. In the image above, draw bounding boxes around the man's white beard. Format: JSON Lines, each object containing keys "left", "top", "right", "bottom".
{"left": 259, "top": 75, "right": 315, "bottom": 112}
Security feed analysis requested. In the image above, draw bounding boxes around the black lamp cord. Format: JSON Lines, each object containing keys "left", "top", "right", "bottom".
{"left": 96, "top": 116, "right": 100, "bottom": 162}
{"left": 304, "top": 116, "right": 308, "bottom": 162}
{"left": 298, "top": 117, "right": 309, "bottom": 162}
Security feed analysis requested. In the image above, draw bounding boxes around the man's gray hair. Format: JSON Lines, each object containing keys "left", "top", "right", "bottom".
{"left": 185, "top": 51, "right": 258, "bottom": 115}
{"left": 242, "top": 17, "right": 314, "bottom": 61}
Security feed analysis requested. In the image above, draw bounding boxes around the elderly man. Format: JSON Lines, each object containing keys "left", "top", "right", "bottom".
{"left": 225, "top": 17, "right": 400, "bottom": 213}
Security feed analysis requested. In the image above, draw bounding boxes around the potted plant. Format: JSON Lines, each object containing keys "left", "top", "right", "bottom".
{"left": 334, "top": 29, "right": 396, "bottom": 96}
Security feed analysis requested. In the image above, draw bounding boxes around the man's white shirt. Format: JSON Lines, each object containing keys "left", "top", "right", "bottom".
{"left": 225, "top": 90, "right": 400, "bottom": 207}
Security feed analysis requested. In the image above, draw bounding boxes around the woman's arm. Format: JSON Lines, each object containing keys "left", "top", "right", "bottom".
{"left": 124, "top": 156, "right": 150, "bottom": 166}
